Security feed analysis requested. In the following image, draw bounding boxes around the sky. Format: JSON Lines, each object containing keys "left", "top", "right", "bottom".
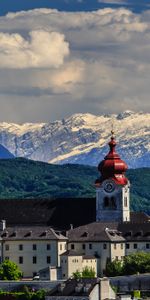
{"left": 0, "top": 0, "right": 150, "bottom": 122}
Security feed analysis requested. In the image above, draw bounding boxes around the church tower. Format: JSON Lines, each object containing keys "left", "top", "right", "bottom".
{"left": 95, "top": 131, "right": 130, "bottom": 223}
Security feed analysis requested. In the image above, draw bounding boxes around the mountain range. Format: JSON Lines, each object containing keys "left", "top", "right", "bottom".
{"left": 0, "top": 111, "right": 149, "bottom": 168}
{"left": 0, "top": 158, "right": 149, "bottom": 213}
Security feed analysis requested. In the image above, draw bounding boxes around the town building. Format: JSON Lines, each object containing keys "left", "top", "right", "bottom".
{"left": 66, "top": 131, "right": 150, "bottom": 276}
{"left": 0, "top": 131, "right": 149, "bottom": 279}
{"left": 0, "top": 224, "right": 67, "bottom": 277}
{"left": 45, "top": 277, "right": 116, "bottom": 300}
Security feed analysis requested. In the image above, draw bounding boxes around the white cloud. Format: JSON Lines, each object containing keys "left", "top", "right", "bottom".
{"left": 0, "top": 30, "right": 69, "bottom": 69}
{"left": 0, "top": 8, "right": 149, "bottom": 121}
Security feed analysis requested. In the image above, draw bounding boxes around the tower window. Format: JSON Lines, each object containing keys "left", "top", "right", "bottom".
{"left": 104, "top": 197, "right": 109, "bottom": 207}
{"left": 111, "top": 197, "right": 116, "bottom": 209}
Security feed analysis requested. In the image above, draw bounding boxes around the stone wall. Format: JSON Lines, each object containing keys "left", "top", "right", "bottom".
{"left": 0, "top": 280, "right": 61, "bottom": 292}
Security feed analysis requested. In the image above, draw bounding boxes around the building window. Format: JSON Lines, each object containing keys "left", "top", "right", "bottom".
{"left": 115, "top": 256, "right": 118, "bottom": 261}
{"left": 5, "top": 257, "right": 9, "bottom": 260}
{"left": 33, "top": 244, "right": 37, "bottom": 251}
{"left": 103, "top": 243, "right": 107, "bottom": 249}
{"left": 121, "top": 244, "right": 123, "bottom": 249}
{"left": 89, "top": 244, "right": 92, "bottom": 250}
{"left": 82, "top": 244, "right": 85, "bottom": 250}
{"left": 5, "top": 244, "right": 9, "bottom": 251}
{"left": 71, "top": 244, "right": 74, "bottom": 250}
{"left": 134, "top": 243, "right": 137, "bottom": 249}
{"left": 114, "top": 243, "right": 117, "bottom": 250}
{"left": 60, "top": 244, "right": 62, "bottom": 251}
{"left": 33, "top": 256, "right": 37, "bottom": 264}
{"left": 126, "top": 243, "right": 130, "bottom": 249}
{"left": 47, "top": 256, "right": 51, "bottom": 264}
{"left": 146, "top": 243, "right": 150, "bottom": 249}
{"left": 47, "top": 244, "right": 51, "bottom": 250}
{"left": 19, "top": 257, "right": 23, "bottom": 264}
{"left": 19, "top": 244, "right": 23, "bottom": 251}
{"left": 104, "top": 197, "right": 109, "bottom": 207}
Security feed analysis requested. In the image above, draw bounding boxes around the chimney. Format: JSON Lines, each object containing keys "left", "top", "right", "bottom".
{"left": 0, "top": 220, "right": 6, "bottom": 231}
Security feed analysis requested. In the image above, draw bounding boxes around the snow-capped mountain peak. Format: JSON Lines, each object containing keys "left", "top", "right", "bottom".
{"left": 0, "top": 111, "right": 149, "bottom": 168}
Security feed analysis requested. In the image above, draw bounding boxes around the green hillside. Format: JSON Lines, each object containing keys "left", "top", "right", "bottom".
{"left": 0, "top": 158, "right": 149, "bottom": 213}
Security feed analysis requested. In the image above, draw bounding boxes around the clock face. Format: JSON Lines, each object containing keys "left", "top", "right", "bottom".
{"left": 104, "top": 180, "right": 115, "bottom": 193}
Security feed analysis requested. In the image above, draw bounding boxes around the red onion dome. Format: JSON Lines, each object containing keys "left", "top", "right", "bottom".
{"left": 97, "top": 133, "right": 128, "bottom": 185}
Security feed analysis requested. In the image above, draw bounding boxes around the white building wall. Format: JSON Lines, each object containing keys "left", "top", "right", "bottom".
{"left": 111, "top": 242, "right": 125, "bottom": 261}
{"left": 125, "top": 241, "right": 150, "bottom": 256}
{"left": 3, "top": 239, "right": 67, "bottom": 277}
{"left": 68, "top": 242, "right": 110, "bottom": 276}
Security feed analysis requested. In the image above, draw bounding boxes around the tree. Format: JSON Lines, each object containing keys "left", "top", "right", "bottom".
{"left": 72, "top": 270, "right": 82, "bottom": 279}
{"left": 0, "top": 259, "right": 22, "bottom": 280}
{"left": 72, "top": 267, "right": 96, "bottom": 279}
{"left": 82, "top": 266, "right": 96, "bottom": 278}
{"left": 123, "top": 252, "right": 150, "bottom": 275}
{"left": 105, "top": 252, "right": 150, "bottom": 277}
{"left": 105, "top": 259, "right": 123, "bottom": 277}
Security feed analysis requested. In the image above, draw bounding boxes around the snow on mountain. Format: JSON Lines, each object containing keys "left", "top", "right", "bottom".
{"left": 0, "top": 111, "right": 149, "bottom": 168}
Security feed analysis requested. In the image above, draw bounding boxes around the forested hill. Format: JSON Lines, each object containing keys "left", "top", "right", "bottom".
{"left": 0, "top": 158, "right": 149, "bottom": 213}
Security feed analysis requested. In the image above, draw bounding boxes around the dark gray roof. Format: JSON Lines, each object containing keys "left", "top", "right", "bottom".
{"left": 68, "top": 222, "right": 125, "bottom": 242}
{"left": 118, "top": 222, "right": 150, "bottom": 241}
{"left": 48, "top": 278, "right": 100, "bottom": 296}
{"left": 1, "top": 226, "right": 67, "bottom": 241}
{"left": 68, "top": 215, "right": 150, "bottom": 243}
{"left": 0, "top": 198, "right": 95, "bottom": 229}
{"left": 60, "top": 250, "right": 84, "bottom": 256}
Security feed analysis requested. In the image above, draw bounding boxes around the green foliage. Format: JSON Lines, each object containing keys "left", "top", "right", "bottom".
{"left": 72, "top": 266, "right": 96, "bottom": 279}
{"left": 0, "top": 259, "right": 22, "bottom": 280}
{"left": 106, "top": 252, "right": 150, "bottom": 277}
{"left": 133, "top": 290, "right": 141, "bottom": 299}
{"left": 0, "top": 158, "right": 149, "bottom": 213}
{"left": 82, "top": 266, "right": 96, "bottom": 278}
{"left": 72, "top": 270, "right": 82, "bottom": 279}
{"left": 105, "top": 259, "right": 123, "bottom": 277}
{"left": 0, "top": 289, "right": 46, "bottom": 300}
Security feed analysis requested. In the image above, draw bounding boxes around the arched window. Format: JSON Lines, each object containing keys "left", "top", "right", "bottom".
{"left": 111, "top": 197, "right": 117, "bottom": 209}
{"left": 104, "top": 197, "right": 109, "bottom": 207}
